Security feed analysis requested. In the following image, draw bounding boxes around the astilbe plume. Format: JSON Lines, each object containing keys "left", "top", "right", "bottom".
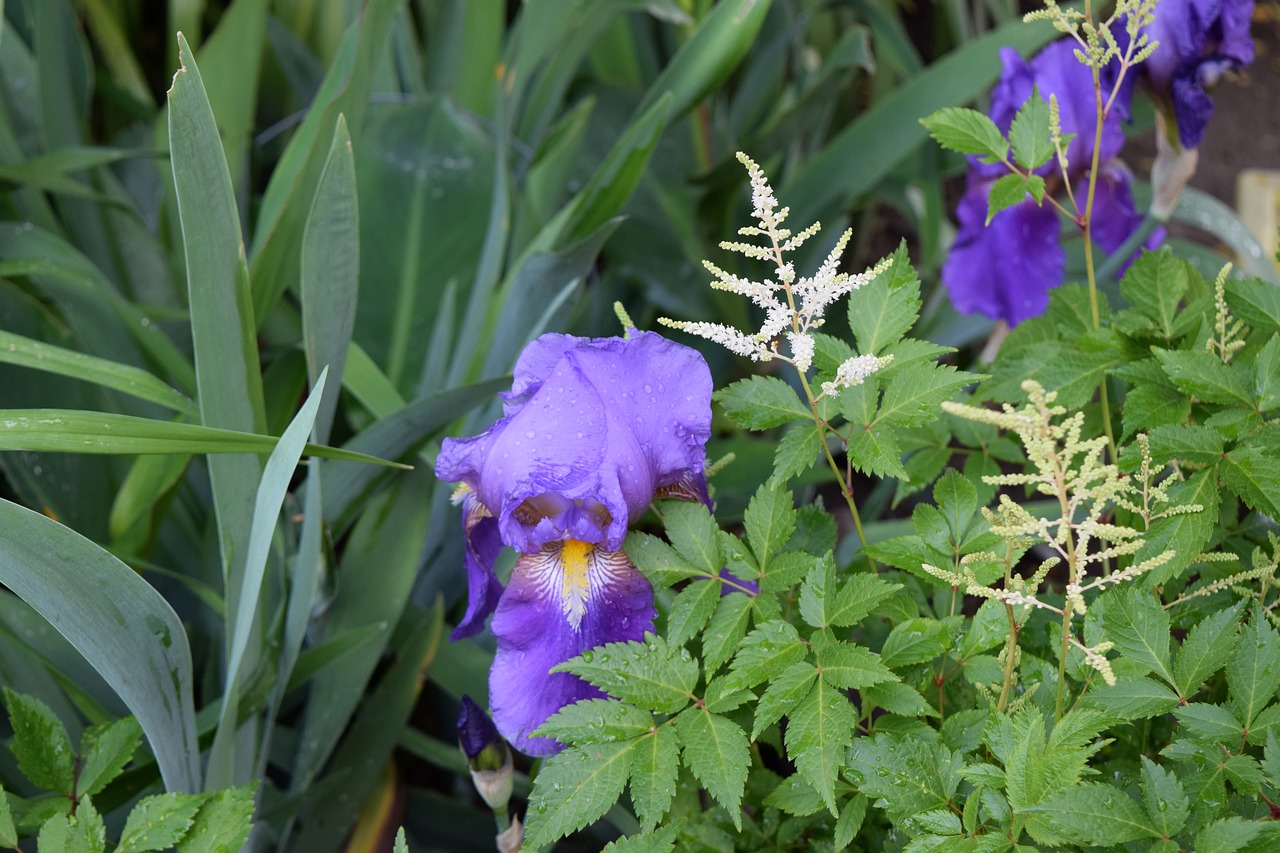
{"left": 659, "top": 152, "right": 893, "bottom": 396}
{"left": 929, "top": 381, "right": 1178, "bottom": 705}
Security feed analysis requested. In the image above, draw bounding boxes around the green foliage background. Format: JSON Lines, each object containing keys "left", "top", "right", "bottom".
{"left": 0, "top": 0, "right": 1276, "bottom": 851}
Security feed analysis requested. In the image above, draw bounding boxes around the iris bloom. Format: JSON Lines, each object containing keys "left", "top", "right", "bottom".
{"left": 1143, "top": 0, "right": 1254, "bottom": 149}
{"left": 942, "top": 40, "right": 1162, "bottom": 326}
{"left": 435, "top": 331, "right": 713, "bottom": 755}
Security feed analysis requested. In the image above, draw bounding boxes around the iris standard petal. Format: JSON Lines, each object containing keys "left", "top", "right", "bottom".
{"left": 436, "top": 332, "right": 713, "bottom": 555}
{"left": 488, "top": 541, "right": 656, "bottom": 755}
{"left": 942, "top": 181, "right": 1065, "bottom": 326}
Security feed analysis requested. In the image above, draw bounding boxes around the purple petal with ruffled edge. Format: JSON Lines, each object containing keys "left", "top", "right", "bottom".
{"left": 488, "top": 543, "right": 655, "bottom": 755}
{"left": 1082, "top": 165, "right": 1167, "bottom": 274}
{"left": 942, "top": 180, "right": 1065, "bottom": 326}
{"left": 1144, "top": 0, "right": 1255, "bottom": 147}
{"left": 450, "top": 489, "right": 507, "bottom": 641}
{"left": 436, "top": 332, "right": 713, "bottom": 555}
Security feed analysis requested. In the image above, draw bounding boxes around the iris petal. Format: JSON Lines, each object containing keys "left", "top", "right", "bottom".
{"left": 450, "top": 488, "right": 506, "bottom": 641}
{"left": 489, "top": 542, "right": 655, "bottom": 755}
{"left": 942, "top": 181, "right": 1064, "bottom": 326}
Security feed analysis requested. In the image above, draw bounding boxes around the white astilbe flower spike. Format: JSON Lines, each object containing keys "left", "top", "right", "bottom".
{"left": 821, "top": 354, "right": 894, "bottom": 398}
{"left": 658, "top": 152, "right": 893, "bottom": 379}
{"left": 788, "top": 333, "right": 815, "bottom": 374}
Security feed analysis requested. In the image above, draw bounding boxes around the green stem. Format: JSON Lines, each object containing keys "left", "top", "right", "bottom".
{"left": 1055, "top": 530, "right": 1079, "bottom": 721}
{"left": 797, "top": 372, "right": 872, "bottom": 567}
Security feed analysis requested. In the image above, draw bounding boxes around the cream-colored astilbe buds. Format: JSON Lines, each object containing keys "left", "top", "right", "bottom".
{"left": 1207, "top": 263, "right": 1247, "bottom": 364}
{"left": 660, "top": 153, "right": 891, "bottom": 387}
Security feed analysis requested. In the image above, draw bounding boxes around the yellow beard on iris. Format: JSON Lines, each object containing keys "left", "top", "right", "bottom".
{"left": 559, "top": 539, "right": 592, "bottom": 630}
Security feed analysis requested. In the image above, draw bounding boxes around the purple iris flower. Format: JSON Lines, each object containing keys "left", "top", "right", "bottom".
{"left": 942, "top": 40, "right": 1163, "bottom": 326}
{"left": 1143, "top": 0, "right": 1254, "bottom": 148}
{"left": 436, "top": 331, "right": 713, "bottom": 755}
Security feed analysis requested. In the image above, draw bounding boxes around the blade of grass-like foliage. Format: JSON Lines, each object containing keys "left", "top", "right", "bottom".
{"left": 1172, "top": 187, "right": 1280, "bottom": 285}
{"left": 0, "top": 225, "right": 197, "bottom": 393}
{"left": 480, "top": 221, "right": 620, "bottom": 376}
{"left": 785, "top": 14, "right": 1064, "bottom": 226}
{"left": 344, "top": 341, "right": 407, "bottom": 417}
{"left": 0, "top": 409, "right": 402, "bottom": 465}
{"left": 81, "top": 0, "right": 153, "bottom": 107}
{"left": 169, "top": 34, "right": 267, "bottom": 758}
{"left": 0, "top": 499, "right": 201, "bottom": 792}
{"left": 0, "top": 329, "right": 198, "bottom": 417}
{"left": 301, "top": 114, "right": 358, "bottom": 445}
{"left": 321, "top": 376, "right": 509, "bottom": 531}
{"left": 207, "top": 370, "right": 328, "bottom": 788}
{"left": 632, "top": 0, "right": 770, "bottom": 122}
{"left": 293, "top": 601, "right": 443, "bottom": 851}
{"left": 422, "top": 0, "right": 500, "bottom": 116}
{"left": 282, "top": 624, "right": 384, "bottom": 693}
{"left": 249, "top": 0, "right": 395, "bottom": 323}
{"left": 554, "top": 93, "right": 672, "bottom": 248}
{"left": 355, "top": 99, "right": 494, "bottom": 392}
{"left": 0, "top": 147, "right": 158, "bottom": 200}
{"left": 292, "top": 468, "right": 434, "bottom": 790}
{"left": 189, "top": 0, "right": 267, "bottom": 203}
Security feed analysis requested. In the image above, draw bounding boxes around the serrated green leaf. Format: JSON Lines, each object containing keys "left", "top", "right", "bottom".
{"left": 847, "top": 735, "right": 961, "bottom": 824}
{"left": 759, "top": 551, "right": 812, "bottom": 594}
{"left": 764, "top": 775, "right": 826, "bottom": 816}
{"left": 3, "top": 689, "right": 74, "bottom": 794}
{"left": 1175, "top": 603, "right": 1242, "bottom": 697}
{"left": 877, "top": 364, "right": 983, "bottom": 428}
{"left": 524, "top": 741, "right": 636, "bottom": 848}
{"left": 912, "top": 808, "right": 964, "bottom": 835}
{"left": 920, "top": 107, "right": 1007, "bottom": 160}
{"left": 1140, "top": 755, "right": 1188, "bottom": 837}
{"left": 535, "top": 699, "right": 654, "bottom": 746}
{"left": 75, "top": 716, "right": 142, "bottom": 798}
{"left": 1087, "top": 677, "right": 1181, "bottom": 719}
{"left": 769, "top": 425, "right": 823, "bottom": 488}
{"left": 1175, "top": 703, "right": 1243, "bottom": 742}
{"left": 786, "top": 502, "right": 837, "bottom": 556}
{"left": 1147, "top": 424, "right": 1226, "bottom": 466}
{"left": 835, "top": 795, "right": 868, "bottom": 849}
{"left": 728, "top": 621, "right": 807, "bottom": 689}
{"left": 714, "top": 375, "right": 811, "bottom": 430}
{"left": 629, "top": 726, "right": 681, "bottom": 831}
{"left": 40, "top": 796, "right": 106, "bottom": 853}
{"left": 1226, "top": 277, "right": 1280, "bottom": 333}
{"left": 117, "top": 793, "right": 207, "bottom": 853}
{"left": 847, "top": 422, "right": 908, "bottom": 479}
{"left": 600, "top": 824, "right": 681, "bottom": 853}
{"left": 1254, "top": 334, "right": 1280, "bottom": 411}
{"left": 799, "top": 554, "right": 837, "bottom": 629}
{"left": 1227, "top": 613, "right": 1280, "bottom": 727}
{"left": 1152, "top": 348, "right": 1254, "bottom": 407}
{"left": 880, "top": 618, "right": 949, "bottom": 669}
{"left": 659, "top": 501, "right": 723, "bottom": 577}
{"left": 1121, "top": 383, "right": 1191, "bottom": 441}
{"left": 702, "top": 592, "right": 753, "bottom": 674}
{"left": 862, "top": 681, "right": 931, "bottom": 716}
{"left": 753, "top": 661, "right": 818, "bottom": 738}
{"left": 933, "top": 468, "right": 979, "bottom": 547}
{"left": 625, "top": 531, "right": 702, "bottom": 588}
{"left": 666, "top": 579, "right": 721, "bottom": 646}
{"left": 986, "top": 173, "right": 1043, "bottom": 224}
{"left": 1100, "top": 588, "right": 1174, "bottom": 687}
{"left": 1009, "top": 89, "right": 1053, "bottom": 169}
{"left": 786, "top": 682, "right": 857, "bottom": 815}
{"left": 554, "top": 637, "right": 697, "bottom": 715}
{"left": 744, "top": 484, "right": 796, "bottom": 568}
{"left": 0, "top": 784, "right": 14, "bottom": 849}
{"left": 1221, "top": 444, "right": 1280, "bottom": 517}
{"left": 702, "top": 678, "right": 754, "bottom": 714}
{"left": 674, "top": 708, "right": 749, "bottom": 827}
{"left": 960, "top": 598, "right": 1010, "bottom": 658}
{"left": 827, "top": 574, "right": 902, "bottom": 628}
{"left": 1119, "top": 249, "right": 1189, "bottom": 339}
{"left": 1024, "top": 783, "right": 1157, "bottom": 845}
{"left": 176, "top": 784, "right": 255, "bottom": 853}
{"left": 1194, "top": 816, "right": 1265, "bottom": 853}
{"left": 813, "top": 633, "right": 896, "bottom": 690}
{"left": 850, "top": 242, "right": 921, "bottom": 354}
